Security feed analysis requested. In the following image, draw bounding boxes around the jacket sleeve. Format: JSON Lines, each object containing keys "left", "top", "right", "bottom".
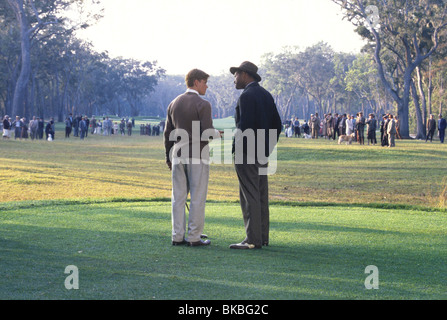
{"left": 163, "top": 104, "right": 175, "bottom": 163}
{"left": 197, "top": 100, "right": 219, "bottom": 139}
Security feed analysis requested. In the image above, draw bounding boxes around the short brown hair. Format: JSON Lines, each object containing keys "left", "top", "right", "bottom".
{"left": 185, "top": 69, "right": 209, "bottom": 88}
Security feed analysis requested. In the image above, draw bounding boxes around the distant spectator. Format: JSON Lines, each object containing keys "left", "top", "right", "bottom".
{"left": 127, "top": 120, "right": 133, "bottom": 136}
{"left": 439, "top": 114, "right": 446, "bottom": 143}
{"left": 387, "top": 114, "right": 396, "bottom": 147}
{"left": 338, "top": 114, "right": 347, "bottom": 137}
{"left": 21, "top": 118, "right": 28, "bottom": 139}
{"left": 29, "top": 116, "right": 38, "bottom": 140}
{"left": 426, "top": 114, "right": 436, "bottom": 142}
{"left": 65, "top": 117, "right": 72, "bottom": 138}
{"left": 12, "top": 116, "right": 22, "bottom": 140}
{"left": 346, "top": 114, "right": 355, "bottom": 136}
{"left": 45, "top": 119, "right": 55, "bottom": 140}
{"left": 311, "top": 113, "right": 320, "bottom": 139}
{"left": 356, "top": 112, "right": 365, "bottom": 145}
{"left": 79, "top": 116, "right": 88, "bottom": 140}
{"left": 120, "top": 119, "right": 125, "bottom": 135}
{"left": 91, "top": 116, "right": 97, "bottom": 135}
{"left": 294, "top": 117, "right": 300, "bottom": 137}
{"left": 380, "top": 114, "right": 388, "bottom": 147}
{"left": 366, "top": 114, "right": 377, "bottom": 145}
{"left": 2, "top": 115, "right": 11, "bottom": 139}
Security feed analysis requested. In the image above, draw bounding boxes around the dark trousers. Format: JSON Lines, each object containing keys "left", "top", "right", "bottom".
{"left": 358, "top": 129, "right": 365, "bottom": 144}
{"left": 235, "top": 163, "right": 269, "bottom": 247}
{"left": 426, "top": 129, "right": 435, "bottom": 142}
{"left": 440, "top": 129, "right": 445, "bottom": 143}
{"left": 14, "top": 127, "right": 21, "bottom": 139}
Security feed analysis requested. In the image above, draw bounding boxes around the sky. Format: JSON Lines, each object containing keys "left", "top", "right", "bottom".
{"left": 75, "top": 0, "right": 365, "bottom": 76}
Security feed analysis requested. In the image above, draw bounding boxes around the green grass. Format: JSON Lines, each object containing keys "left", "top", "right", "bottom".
{"left": 1, "top": 199, "right": 446, "bottom": 300}
{"left": 1, "top": 122, "right": 446, "bottom": 207}
{"left": 1, "top": 120, "right": 447, "bottom": 300}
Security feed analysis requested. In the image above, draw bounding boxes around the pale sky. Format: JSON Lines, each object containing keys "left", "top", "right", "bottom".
{"left": 76, "top": 0, "right": 364, "bottom": 76}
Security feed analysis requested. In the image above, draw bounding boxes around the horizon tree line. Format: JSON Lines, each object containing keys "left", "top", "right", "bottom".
{"left": 2, "top": 0, "right": 447, "bottom": 139}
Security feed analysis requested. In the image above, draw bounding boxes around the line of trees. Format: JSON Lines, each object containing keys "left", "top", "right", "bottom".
{"left": 2, "top": 0, "right": 447, "bottom": 139}
{"left": 0, "top": 0, "right": 164, "bottom": 122}
{"left": 149, "top": 1, "right": 447, "bottom": 139}
{"left": 332, "top": 0, "right": 447, "bottom": 138}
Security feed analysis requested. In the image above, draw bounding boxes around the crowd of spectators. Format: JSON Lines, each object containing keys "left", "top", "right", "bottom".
{"left": 282, "top": 112, "right": 446, "bottom": 147}
{"left": 1, "top": 115, "right": 55, "bottom": 140}
{"left": 3, "top": 112, "right": 444, "bottom": 145}
{"left": 2, "top": 113, "right": 165, "bottom": 141}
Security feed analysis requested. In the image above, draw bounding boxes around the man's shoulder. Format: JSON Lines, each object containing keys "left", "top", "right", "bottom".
{"left": 244, "top": 82, "right": 267, "bottom": 94}
{"left": 171, "top": 92, "right": 209, "bottom": 105}
{"left": 241, "top": 83, "right": 274, "bottom": 102}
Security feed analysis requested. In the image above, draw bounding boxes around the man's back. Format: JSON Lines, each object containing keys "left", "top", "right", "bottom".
{"left": 164, "top": 92, "right": 214, "bottom": 161}
{"left": 234, "top": 83, "right": 281, "bottom": 159}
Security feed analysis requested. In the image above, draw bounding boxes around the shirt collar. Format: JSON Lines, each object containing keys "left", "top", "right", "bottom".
{"left": 186, "top": 88, "right": 199, "bottom": 95}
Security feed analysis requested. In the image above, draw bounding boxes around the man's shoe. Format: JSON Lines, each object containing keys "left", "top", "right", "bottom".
{"left": 229, "top": 242, "right": 261, "bottom": 249}
{"left": 172, "top": 240, "right": 187, "bottom": 246}
{"left": 200, "top": 234, "right": 208, "bottom": 239}
{"left": 187, "top": 239, "right": 211, "bottom": 247}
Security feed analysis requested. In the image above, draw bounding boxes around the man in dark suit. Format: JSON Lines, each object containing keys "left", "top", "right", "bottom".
{"left": 439, "top": 114, "right": 446, "bottom": 143}
{"left": 333, "top": 113, "right": 340, "bottom": 140}
{"left": 229, "top": 61, "right": 282, "bottom": 250}
{"left": 426, "top": 114, "right": 436, "bottom": 142}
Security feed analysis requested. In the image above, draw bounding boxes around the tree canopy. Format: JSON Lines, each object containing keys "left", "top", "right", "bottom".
{"left": 1, "top": 0, "right": 446, "bottom": 138}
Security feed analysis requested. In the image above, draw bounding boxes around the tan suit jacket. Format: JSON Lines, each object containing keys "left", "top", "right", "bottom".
{"left": 164, "top": 91, "right": 216, "bottom": 162}
{"left": 387, "top": 119, "right": 396, "bottom": 134}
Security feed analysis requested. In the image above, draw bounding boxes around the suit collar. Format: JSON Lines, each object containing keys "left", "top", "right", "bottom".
{"left": 243, "top": 81, "right": 259, "bottom": 91}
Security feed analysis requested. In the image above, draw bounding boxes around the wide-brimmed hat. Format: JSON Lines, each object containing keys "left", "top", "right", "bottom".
{"left": 230, "top": 61, "right": 262, "bottom": 82}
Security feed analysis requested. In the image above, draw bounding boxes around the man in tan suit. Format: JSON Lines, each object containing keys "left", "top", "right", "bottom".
{"left": 387, "top": 114, "right": 396, "bottom": 147}
{"left": 164, "top": 69, "right": 220, "bottom": 247}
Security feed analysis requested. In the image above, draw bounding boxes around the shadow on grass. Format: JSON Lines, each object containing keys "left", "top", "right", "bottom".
{"left": 1, "top": 202, "right": 446, "bottom": 300}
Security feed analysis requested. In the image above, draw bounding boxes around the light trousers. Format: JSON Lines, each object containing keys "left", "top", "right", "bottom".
{"left": 171, "top": 160, "right": 209, "bottom": 243}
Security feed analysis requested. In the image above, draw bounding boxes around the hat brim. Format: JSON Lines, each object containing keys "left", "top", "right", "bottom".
{"left": 230, "top": 67, "right": 261, "bottom": 82}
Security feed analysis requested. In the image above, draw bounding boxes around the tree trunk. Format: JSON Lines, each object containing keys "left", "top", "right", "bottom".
{"left": 411, "top": 80, "right": 425, "bottom": 140}
{"left": 415, "top": 67, "right": 427, "bottom": 137}
{"left": 428, "top": 56, "right": 433, "bottom": 116}
{"left": 8, "top": 0, "right": 31, "bottom": 118}
{"left": 397, "top": 70, "right": 413, "bottom": 138}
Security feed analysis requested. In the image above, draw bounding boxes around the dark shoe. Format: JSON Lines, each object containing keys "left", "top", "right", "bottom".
{"left": 188, "top": 239, "right": 211, "bottom": 247}
{"left": 229, "top": 242, "right": 261, "bottom": 249}
{"left": 200, "top": 234, "right": 208, "bottom": 239}
{"left": 172, "top": 240, "right": 187, "bottom": 246}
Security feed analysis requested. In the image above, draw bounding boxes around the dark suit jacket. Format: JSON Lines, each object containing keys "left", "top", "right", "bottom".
{"left": 438, "top": 118, "right": 446, "bottom": 131}
{"left": 427, "top": 118, "right": 436, "bottom": 132}
{"left": 233, "top": 82, "right": 282, "bottom": 164}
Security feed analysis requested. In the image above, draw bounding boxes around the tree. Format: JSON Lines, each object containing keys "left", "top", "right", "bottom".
{"left": 5, "top": 0, "right": 101, "bottom": 117}
{"left": 332, "top": 0, "right": 447, "bottom": 138}
{"left": 261, "top": 47, "right": 303, "bottom": 120}
{"left": 205, "top": 74, "right": 240, "bottom": 119}
{"left": 294, "top": 42, "right": 335, "bottom": 117}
